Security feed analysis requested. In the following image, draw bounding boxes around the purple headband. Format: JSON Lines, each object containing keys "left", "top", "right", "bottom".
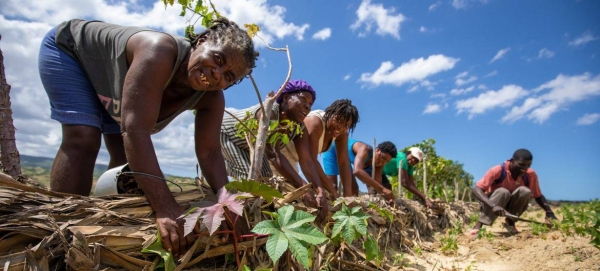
{"left": 276, "top": 79, "right": 316, "bottom": 103}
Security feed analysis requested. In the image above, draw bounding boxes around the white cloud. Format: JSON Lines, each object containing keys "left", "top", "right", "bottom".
{"left": 420, "top": 80, "right": 436, "bottom": 91}
{"left": 423, "top": 103, "right": 442, "bottom": 114}
{"left": 568, "top": 32, "right": 598, "bottom": 47}
{"left": 455, "top": 72, "right": 477, "bottom": 86}
{"left": 420, "top": 26, "right": 427, "bottom": 33}
{"left": 452, "top": 0, "right": 489, "bottom": 9}
{"left": 350, "top": 0, "right": 406, "bottom": 39}
{"left": 477, "top": 84, "right": 487, "bottom": 90}
{"left": 407, "top": 85, "right": 420, "bottom": 93}
{"left": 429, "top": 1, "right": 442, "bottom": 11}
{"left": 450, "top": 86, "right": 475, "bottom": 96}
{"left": 343, "top": 74, "right": 351, "bottom": 81}
{"left": 359, "top": 54, "right": 459, "bottom": 87}
{"left": 485, "top": 70, "right": 498, "bottom": 77}
{"left": 502, "top": 73, "right": 600, "bottom": 124}
{"left": 456, "top": 85, "right": 528, "bottom": 119}
{"left": 431, "top": 93, "right": 447, "bottom": 99}
{"left": 0, "top": 0, "right": 313, "bottom": 176}
{"left": 312, "top": 27, "right": 331, "bottom": 40}
{"left": 456, "top": 71, "right": 468, "bottom": 78}
{"left": 576, "top": 113, "right": 600, "bottom": 126}
{"left": 538, "top": 48, "right": 555, "bottom": 59}
{"left": 455, "top": 76, "right": 477, "bottom": 86}
{"left": 490, "top": 47, "right": 511, "bottom": 63}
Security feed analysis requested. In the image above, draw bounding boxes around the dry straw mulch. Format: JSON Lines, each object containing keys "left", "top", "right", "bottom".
{"left": 0, "top": 173, "right": 475, "bottom": 270}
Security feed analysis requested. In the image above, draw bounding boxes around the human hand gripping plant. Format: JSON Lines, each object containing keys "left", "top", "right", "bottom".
{"left": 141, "top": 183, "right": 283, "bottom": 270}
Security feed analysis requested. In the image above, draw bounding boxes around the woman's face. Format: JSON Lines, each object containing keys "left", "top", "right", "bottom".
{"left": 187, "top": 41, "right": 250, "bottom": 91}
{"left": 374, "top": 149, "right": 393, "bottom": 167}
{"left": 326, "top": 115, "right": 352, "bottom": 138}
{"left": 281, "top": 91, "right": 314, "bottom": 123}
{"left": 407, "top": 154, "right": 420, "bottom": 166}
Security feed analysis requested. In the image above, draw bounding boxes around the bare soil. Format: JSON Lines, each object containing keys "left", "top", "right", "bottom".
{"left": 405, "top": 208, "right": 600, "bottom": 271}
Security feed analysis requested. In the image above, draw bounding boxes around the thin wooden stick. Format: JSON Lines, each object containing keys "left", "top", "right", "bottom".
{"left": 369, "top": 138, "right": 376, "bottom": 195}
{"left": 454, "top": 178, "right": 459, "bottom": 202}
{"left": 422, "top": 156, "right": 427, "bottom": 198}
{"left": 397, "top": 159, "right": 403, "bottom": 200}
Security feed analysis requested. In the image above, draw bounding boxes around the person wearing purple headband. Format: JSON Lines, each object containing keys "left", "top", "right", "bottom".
{"left": 220, "top": 79, "right": 328, "bottom": 223}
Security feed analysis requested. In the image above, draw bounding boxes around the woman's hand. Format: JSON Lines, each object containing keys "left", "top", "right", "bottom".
{"left": 492, "top": 205, "right": 507, "bottom": 216}
{"left": 314, "top": 190, "right": 329, "bottom": 225}
{"left": 155, "top": 205, "right": 198, "bottom": 259}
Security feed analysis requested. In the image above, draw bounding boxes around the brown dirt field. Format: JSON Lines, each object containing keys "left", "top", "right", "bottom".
{"left": 404, "top": 208, "right": 600, "bottom": 271}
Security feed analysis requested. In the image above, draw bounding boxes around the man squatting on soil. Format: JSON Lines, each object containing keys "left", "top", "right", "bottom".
{"left": 38, "top": 18, "right": 258, "bottom": 257}
{"left": 470, "top": 149, "right": 557, "bottom": 236}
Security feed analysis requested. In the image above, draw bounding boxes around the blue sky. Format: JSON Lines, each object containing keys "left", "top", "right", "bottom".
{"left": 1, "top": 0, "right": 598, "bottom": 201}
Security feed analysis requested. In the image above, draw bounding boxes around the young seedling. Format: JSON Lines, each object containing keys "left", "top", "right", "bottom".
{"left": 251, "top": 205, "right": 328, "bottom": 269}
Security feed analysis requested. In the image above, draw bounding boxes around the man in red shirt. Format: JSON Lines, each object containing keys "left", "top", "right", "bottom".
{"left": 470, "top": 149, "right": 556, "bottom": 236}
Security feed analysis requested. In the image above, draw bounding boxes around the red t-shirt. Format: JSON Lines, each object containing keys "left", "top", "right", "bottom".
{"left": 475, "top": 161, "right": 542, "bottom": 198}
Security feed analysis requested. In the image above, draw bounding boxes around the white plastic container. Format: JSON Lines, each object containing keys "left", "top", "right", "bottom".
{"left": 94, "top": 164, "right": 128, "bottom": 196}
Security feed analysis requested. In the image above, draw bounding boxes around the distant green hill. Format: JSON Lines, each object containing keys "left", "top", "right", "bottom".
{"left": 21, "top": 154, "right": 109, "bottom": 176}
{"left": 18, "top": 154, "right": 197, "bottom": 193}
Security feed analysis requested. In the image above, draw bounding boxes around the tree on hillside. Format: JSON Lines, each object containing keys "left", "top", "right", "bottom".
{"left": 0, "top": 35, "right": 23, "bottom": 180}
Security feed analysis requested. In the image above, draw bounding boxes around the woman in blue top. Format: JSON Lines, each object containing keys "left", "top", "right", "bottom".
{"left": 322, "top": 139, "right": 397, "bottom": 202}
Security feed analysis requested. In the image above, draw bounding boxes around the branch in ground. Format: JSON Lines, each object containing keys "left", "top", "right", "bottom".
{"left": 0, "top": 35, "right": 23, "bottom": 180}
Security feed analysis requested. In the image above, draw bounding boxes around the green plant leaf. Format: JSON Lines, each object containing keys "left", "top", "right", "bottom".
{"left": 283, "top": 210, "right": 315, "bottom": 229}
{"left": 265, "top": 230, "right": 288, "bottom": 264}
{"left": 368, "top": 202, "right": 393, "bottom": 222}
{"left": 364, "top": 234, "right": 380, "bottom": 262}
{"left": 243, "top": 23, "right": 261, "bottom": 38}
{"left": 331, "top": 219, "right": 347, "bottom": 241}
{"left": 225, "top": 179, "right": 283, "bottom": 203}
{"left": 262, "top": 211, "right": 279, "bottom": 219}
{"left": 252, "top": 220, "right": 280, "bottom": 235}
{"left": 287, "top": 236, "right": 310, "bottom": 269}
{"left": 332, "top": 203, "right": 369, "bottom": 244}
{"left": 286, "top": 225, "right": 328, "bottom": 245}
{"left": 281, "top": 134, "right": 290, "bottom": 145}
{"left": 251, "top": 205, "right": 327, "bottom": 270}
{"left": 141, "top": 232, "right": 176, "bottom": 271}
{"left": 278, "top": 205, "right": 294, "bottom": 227}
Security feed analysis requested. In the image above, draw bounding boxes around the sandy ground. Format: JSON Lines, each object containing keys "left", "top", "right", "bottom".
{"left": 403, "top": 208, "right": 600, "bottom": 271}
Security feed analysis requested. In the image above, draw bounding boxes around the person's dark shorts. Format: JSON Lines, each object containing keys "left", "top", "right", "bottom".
{"left": 363, "top": 166, "right": 392, "bottom": 190}
{"left": 38, "top": 27, "right": 120, "bottom": 134}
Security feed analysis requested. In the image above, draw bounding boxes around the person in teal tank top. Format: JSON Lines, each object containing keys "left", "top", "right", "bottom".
{"left": 38, "top": 18, "right": 258, "bottom": 258}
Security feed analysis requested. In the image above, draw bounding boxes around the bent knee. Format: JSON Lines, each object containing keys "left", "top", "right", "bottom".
{"left": 61, "top": 125, "right": 101, "bottom": 153}
{"left": 515, "top": 186, "right": 532, "bottom": 198}
{"left": 494, "top": 187, "right": 511, "bottom": 197}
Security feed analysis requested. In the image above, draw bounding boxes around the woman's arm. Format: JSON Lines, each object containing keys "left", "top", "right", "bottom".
{"left": 335, "top": 135, "right": 354, "bottom": 197}
{"left": 122, "top": 32, "right": 191, "bottom": 257}
{"left": 351, "top": 143, "right": 390, "bottom": 197}
{"left": 193, "top": 91, "right": 229, "bottom": 192}
{"left": 303, "top": 116, "right": 338, "bottom": 198}
{"left": 294, "top": 128, "right": 329, "bottom": 223}
{"left": 401, "top": 170, "right": 433, "bottom": 208}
